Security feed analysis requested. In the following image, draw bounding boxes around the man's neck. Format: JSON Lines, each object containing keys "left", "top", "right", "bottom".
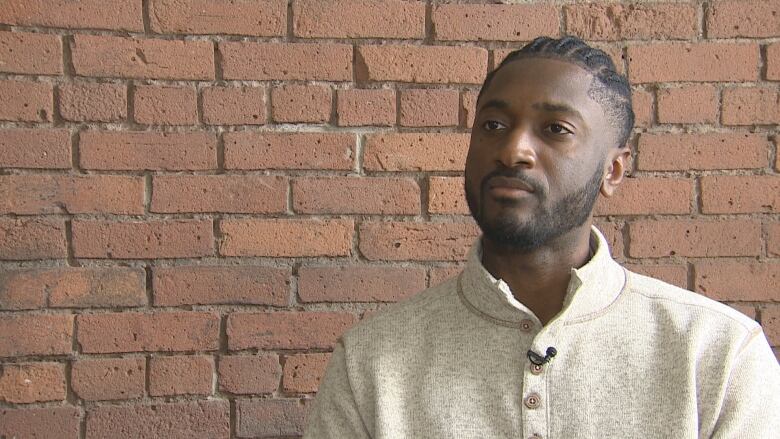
{"left": 480, "top": 222, "right": 594, "bottom": 325}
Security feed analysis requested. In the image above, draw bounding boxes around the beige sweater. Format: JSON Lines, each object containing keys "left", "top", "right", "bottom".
{"left": 304, "top": 228, "right": 780, "bottom": 438}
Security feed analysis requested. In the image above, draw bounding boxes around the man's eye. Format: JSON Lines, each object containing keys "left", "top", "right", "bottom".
{"left": 546, "top": 123, "right": 573, "bottom": 135}
{"left": 482, "top": 120, "right": 506, "bottom": 131}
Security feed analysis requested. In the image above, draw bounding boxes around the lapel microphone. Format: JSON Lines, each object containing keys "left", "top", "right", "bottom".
{"left": 527, "top": 347, "right": 557, "bottom": 366}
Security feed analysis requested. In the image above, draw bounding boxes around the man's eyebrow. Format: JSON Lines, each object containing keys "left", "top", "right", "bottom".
{"left": 478, "top": 99, "right": 510, "bottom": 112}
{"left": 532, "top": 102, "right": 583, "bottom": 119}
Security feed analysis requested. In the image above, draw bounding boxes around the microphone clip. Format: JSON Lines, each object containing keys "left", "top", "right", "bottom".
{"left": 527, "top": 347, "right": 557, "bottom": 366}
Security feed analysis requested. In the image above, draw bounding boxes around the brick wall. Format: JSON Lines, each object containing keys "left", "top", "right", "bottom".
{"left": 0, "top": 0, "right": 778, "bottom": 437}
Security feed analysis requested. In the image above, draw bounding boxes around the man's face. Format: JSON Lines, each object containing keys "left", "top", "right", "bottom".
{"left": 465, "top": 57, "right": 618, "bottom": 250}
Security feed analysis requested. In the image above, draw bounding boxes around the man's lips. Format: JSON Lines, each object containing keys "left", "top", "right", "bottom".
{"left": 487, "top": 176, "right": 535, "bottom": 193}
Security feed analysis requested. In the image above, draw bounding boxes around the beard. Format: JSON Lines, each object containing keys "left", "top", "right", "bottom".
{"left": 465, "top": 163, "right": 603, "bottom": 252}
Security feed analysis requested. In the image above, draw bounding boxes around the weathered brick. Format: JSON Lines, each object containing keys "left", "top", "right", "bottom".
{"left": 293, "top": 177, "right": 421, "bottom": 214}
{"left": 220, "top": 219, "right": 353, "bottom": 257}
{"left": 271, "top": 84, "right": 331, "bottom": 123}
{"left": 220, "top": 41, "right": 352, "bottom": 81}
{"left": 696, "top": 262, "right": 779, "bottom": 302}
{"left": 461, "top": 89, "right": 479, "bottom": 128}
{"left": 360, "top": 221, "right": 480, "bottom": 261}
{"left": 224, "top": 132, "right": 354, "bottom": 170}
{"left": 627, "top": 43, "right": 758, "bottom": 83}
{"left": 722, "top": 87, "right": 780, "bottom": 125}
{"left": 768, "top": 43, "right": 780, "bottom": 81}
{"left": 0, "top": 175, "right": 144, "bottom": 215}
{"left": 149, "top": 355, "right": 213, "bottom": 396}
{"left": 59, "top": 82, "right": 127, "bottom": 122}
{"left": 86, "top": 401, "right": 229, "bottom": 439}
{"left": 624, "top": 264, "right": 688, "bottom": 290}
{"left": 763, "top": 306, "right": 780, "bottom": 346}
{"left": 429, "top": 265, "right": 463, "bottom": 287}
{"left": 707, "top": 0, "right": 780, "bottom": 38}
{"left": 236, "top": 399, "right": 311, "bottom": 438}
{"left": 357, "top": 45, "right": 488, "bottom": 84}
{"left": 227, "top": 312, "right": 357, "bottom": 350}
{"left": 133, "top": 85, "right": 197, "bottom": 125}
{"left": 71, "top": 34, "right": 214, "bottom": 80}
{"left": 294, "top": 0, "right": 424, "bottom": 38}
{"left": 434, "top": 3, "right": 558, "bottom": 41}
{"left": 770, "top": 223, "right": 780, "bottom": 257}
{"left": 0, "top": 128, "right": 70, "bottom": 169}
{"left": 153, "top": 266, "right": 289, "bottom": 306}
{"left": 429, "top": 176, "right": 468, "bottom": 215}
{"left": 151, "top": 175, "right": 287, "bottom": 214}
{"left": 564, "top": 3, "right": 697, "bottom": 40}
{"left": 79, "top": 130, "right": 217, "bottom": 171}
{"left": 593, "top": 219, "right": 625, "bottom": 261}
{"left": 337, "top": 88, "right": 395, "bottom": 126}
{"left": 657, "top": 85, "right": 718, "bottom": 124}
{"left": 364, "top": 133, "right": 469, "bottom": 171}
{"left": 0, "top": 314, "right": 73, "bottom": 357}
{"left": 218, "top": 354, "right": 280, "bottom": 395}
{"left": 594, "top": 177, "right": 692, "bottom": 215}
{"left": 0, "top": 218, "right": 67, "bottom": 260}
{"left": 629, "top": 219, "right": 761, "bottom": 258}
{"left": 71, "top": 357, "right": 145, "bottom": 401}
{"left": 0, "top": 362, "right": 66, "bottom": 403}
{"left": 298, "top": 266, "right": 426, "bottom": 302}
{"left": 0, "top": 79, "right": 52, "bottom": 122}
{"left": 729, "top": 304, "right": 757, "bottom": 321}
{"left": 637, "top": 133, "right": 768, "bottom": 171}
{"left": 201, "top": 86, "right": 266, "bottom": 125}
{"left": 631, "top": 88, "right": 653, "bottom": 128}
{"left": 150, "top": 0, "right": 286, "bottom": 36}
{"left": 72, "top": 219, "right": 213, "bottom": 259}
{"left": 77, "top": 311, "right": 219, "bottom": 354}
{"left": 0, "top": 407, "right": 80, "bottom": 439}
{"left": 701, "top": 175, "right": 780, "bottom": 214}
{"left": 283, "top": 353, "right": 330, "bottom": 393}
{"left": 0, "top": 0, "right": 143, "bottom": 31}
{"left": 399, "top": 89, "right": 459, "bottom": 127}
{"left": 0, "top": 31, "right": 61, "bottom": 75}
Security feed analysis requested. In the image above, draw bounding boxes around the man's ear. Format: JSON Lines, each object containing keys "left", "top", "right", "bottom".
{"left": 600, "top": 147, "right": 631, "bottom": 197}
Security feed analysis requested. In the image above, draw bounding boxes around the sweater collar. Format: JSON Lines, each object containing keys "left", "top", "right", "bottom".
{"left": 458, "top": 226, "right": 626, "bottom": 328}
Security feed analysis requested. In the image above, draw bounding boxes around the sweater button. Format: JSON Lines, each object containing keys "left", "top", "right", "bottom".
{"left": 530, "top": 363, "right": 544, "bottom": 375}
{"left": 520, "top": 319, "right": 534, "bottom": 332}
{"left": 524, "top": 393, "right": 541, "bottom": 409}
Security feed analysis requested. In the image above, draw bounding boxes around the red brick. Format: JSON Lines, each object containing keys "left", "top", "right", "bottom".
{"left": 236, "top": 399, "right": 311, "bottom": 438}
{"left": 594, "top": 219, "right": 625, "bottom": 261}
{"left": 701, "top": 175, "right": 780, "bottom": 214}
{"left": 358, "top": 45, "right": 488, "bottom": 84}
{"left": 0, "top": 175, "right": 144, "bottom": 215}
{"left": 364, "top": 133, "right": 469, "bottom": 171}
{"left": 360, "top": 221, "right": 480, "bottom": 261}
{"left": 71, "top": 357, "right": 145, "bottom": 401}
{"left": 294, "top": 0, "right": 424, "bottom": 38}
{"left": 707, "top": 0, "right": 780, "bottom": 38}
{"left": 429, "top": 176, "right": 468, "bottom": 215}
{"left": 0, "top": 407, "right": 80, "bottom": 439}
{"left": 283, "top": 353, "right": 330, "bottom": 393}
{"left": 220, "top": 219, "right": 353, "bottom": 257}
{"left": 293, "top": 177, "right": 421, "bottom": 214}
{"left": 594, "top": 177, "right": 692, "bottom": 215}
{"left": 59, "top": 82, "right": 127, "bottom": 122}
{"left": 220, "top": 41, "right": 352, "bottom": 81}
{"left": 0, "top": 31, "right": 61, "bottom": 75}
{"left": 695, "top": 262, "right": 779, "bottom": 302}
{"left": 72, "top": 219, "right": 213, "bottom": 259}
{"left": 629, "top": 219, "right": 761, "bottom": 258}
{"left": 201, "top": 85, "right": 266, "bottom": 125}
{"left": 0, "top": 79, "right": 52, "bottom": 122}
{"left": 763, "top": 306, "right": 780, "bottom": 346}
{"left": 770, "top": 223, "right": 780, "bottom": 257}
{"left": 77, "top": 311, "right": 219, "bottom": 354}
{"left": 0, "top": 218, "right": 67, "bottom": 260}
{"left": 624, "top": 264, "right": 688, "bottom": 289}
{"left": 133, "top": 85, "right": 197, "bottom": 125}
{"left": 657, "top": 85, "right": 718, "bottom": 124}
{"left": 627, "top": 43, "right": 759, "bottom": 83}
{"left": 0, "top": 314, "right": 73, "bottom": 357}
{"left": 768, "top": 43, "right": 780, "bottom": 81}
{"left": 86, "top": 401, "right": 229, "bottom": 439}
{"left": 228, "top": 312, "right": 357, "bottom": 350}
{"left": 298, "top": 266, "right": 426, "bottom": 302}
{"left": 218, "top": 354, "right": 280, "bottom": 394}
{"left": 149, "top": 355, "right": 212, "bottom": 396}
{"left": 564, "top": 3, "right": 696, "bottom": 40}
{"left": 399, "top": 89, "right": 459, "bottom": 127}
{"left": 722, "top": 87, "right": 780, "bottom": 125}
{"left": 337, "top": 88, "right": 395, "bottom": 126}
{"left": 429, "top": 266, "right": 463, "bottom": 287}
{"left": 434, "top": 3, "right": 558, "bottom": 41}
{"left": 0, "top": 0, "right": 142, "bottom": 31}
{"left": 151, "top": 175, "right": 287, "bottom": 214}
{"left": 0, "top": 128, "right": 70, "bottom": 169}
{"left": 0, "top": 362, "right": 66, "bottom": 403}
{"left": 272, "top": 84, "right": 331, "bottom": 123}
{"left": 462, "top": 89, "right": 479, "bottom": 128}
{"left": 729, "top": 304, "right": 757, "bottom": 321}
{"left": 637, "top": 133, "right": 768, "bottom": 171}
{"left": 224, "top": 132, "right": 355, "bottom": 170}
{"left": 79, "top": 130, "right": 217, "bottom": 171}
{"left": 0, "top": 270, "right": 45, "bottom": 310}
{"left": 631, "top": 88, "right": 653, "bottom": 128}
{"left": 149, "top": 0, "right": 286, "bottom": 36}
{"left": 153, "top": 266, "right": 289, "bottom": 306}
{"left": 71, "top": 34, "right": 214, "bottom": 80}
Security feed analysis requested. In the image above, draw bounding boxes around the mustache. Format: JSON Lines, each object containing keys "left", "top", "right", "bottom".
{"left": 480, "top": 168, "right": 545, "bottom": 196}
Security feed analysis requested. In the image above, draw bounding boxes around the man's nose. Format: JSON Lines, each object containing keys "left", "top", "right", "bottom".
{"left": 496, "top": 129, "right": 537, "bottom": 169}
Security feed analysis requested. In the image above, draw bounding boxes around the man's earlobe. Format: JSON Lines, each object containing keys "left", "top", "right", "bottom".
{"left": 600, "top": 147, "right": 631, "bottom": 197}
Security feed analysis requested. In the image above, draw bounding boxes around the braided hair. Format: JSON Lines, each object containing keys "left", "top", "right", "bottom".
{"left": 478, "top": 36, "right": 635, "bottom": 148}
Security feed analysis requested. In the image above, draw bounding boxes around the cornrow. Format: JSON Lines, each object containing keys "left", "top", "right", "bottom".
{"left": 478, "top": 36, "right": 635, "bottom": 148}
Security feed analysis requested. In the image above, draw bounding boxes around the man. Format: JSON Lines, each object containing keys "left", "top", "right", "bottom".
{"left": 303, "top": 36, "right": 780, "bottom": 438}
